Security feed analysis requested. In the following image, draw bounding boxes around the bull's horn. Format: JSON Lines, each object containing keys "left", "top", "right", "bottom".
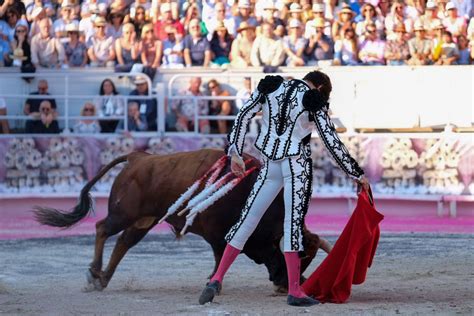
{"left": 319, "top": 238, "right": 333, "bottom": 254}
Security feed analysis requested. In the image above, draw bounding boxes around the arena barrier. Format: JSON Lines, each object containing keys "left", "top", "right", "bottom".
{"left": 0, "top": 133, "right": 472, "bottom": 216}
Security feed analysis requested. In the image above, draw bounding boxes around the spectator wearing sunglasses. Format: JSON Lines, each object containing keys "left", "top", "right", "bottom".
{"left": 87, "top": 16, "right": 115, "bottom": 67}
{"left": 73, "top": 102, "right": 101, "bottom": 133}
{"left": 25, "top": 100, "right": 60, "bottom": 134}
{"left": 358, "top": 23, "right": 386, "bottom": 65}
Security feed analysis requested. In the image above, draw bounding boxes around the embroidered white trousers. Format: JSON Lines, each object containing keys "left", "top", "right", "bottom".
{"left": 225, "top": 144, "right": 313, "bottom": 252}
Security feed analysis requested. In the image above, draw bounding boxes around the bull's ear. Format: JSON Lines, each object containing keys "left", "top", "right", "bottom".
{"left": 257, "top": 75, "right": 284, "bottom": 94}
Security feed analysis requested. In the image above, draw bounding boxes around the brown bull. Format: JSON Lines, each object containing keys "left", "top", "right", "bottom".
{"left": 34, "top": 149, "right": 330, "bottom": 292}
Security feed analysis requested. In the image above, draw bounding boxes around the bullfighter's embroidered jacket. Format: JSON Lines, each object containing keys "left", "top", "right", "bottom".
{"left": 227, "top": 75, "right": 364, "bottom": 181}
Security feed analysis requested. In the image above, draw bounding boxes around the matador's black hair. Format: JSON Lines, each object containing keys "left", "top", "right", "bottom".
{"left": 302, "top": 71, "right": 332, "bottom": 103}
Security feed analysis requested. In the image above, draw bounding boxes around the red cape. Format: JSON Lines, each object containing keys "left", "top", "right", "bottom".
{"left": 302, "top": 189, "right": 384, "bottom": 303}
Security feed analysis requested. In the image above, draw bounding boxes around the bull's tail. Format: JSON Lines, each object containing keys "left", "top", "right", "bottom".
{"left": 33, "top": 155, "right": 128, "bottom": 228}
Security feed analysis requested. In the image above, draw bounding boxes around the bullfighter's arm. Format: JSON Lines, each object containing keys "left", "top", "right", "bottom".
{"left": 312, "top": 108, "right": 364, "bottom": 181}
{"left": 226, "top": 89, "right": 262, "bottom": 157}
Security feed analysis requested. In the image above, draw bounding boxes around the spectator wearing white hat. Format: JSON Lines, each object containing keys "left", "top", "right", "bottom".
{"left": 25, "top": 0, "right": 44, "bottom": 22}
{"left": 53, "top": 2, "right": 79, "bottom": 43}
{"left": 304, "top": 17, "right": 334, "bottom": 66}
{"left": 250, "top": 21, "right": 285, "bottom": 67}
{"left": 28, "top": 6, "right": 51, "bottom": 40}
{"left": 230, "top": 21, "right": 256, "bottom": 68}
{"left": 258, "top": 1, "right": 285, "bottom": 37}
{"left": 87, "top": 16, "right": 115, "bottom": 67}
{"left": 421, "top": 1, "right": 441, "bottom": 39}
{"left": 64, "top": 23, "right": 87, "bottom": 68}
{"left": 408, "top": 20, "right": 433, "bottom": 65}
{"left": 450, "top": 0, "right": 472, "bottom": 20}
{"left": 153, "top": 2, "right": 185, "bottom": 41}
{"left": 232, "top": 0, "right": 258, "bottom": 35}
{"left": 443, "top": 2, "right": 467, "bottom": 38}
{"left": 283, "top": 19, "right": 307, "bottom": 66}
{"left": 31, "top": 18, "right": 66, "bottom": 68}
{"left": 332, "top": 4, "right": 357, "bottom": 41}
{"left": 128, "top": 75, "right": 157, "bottom": 131}
{"left": 285, "top": 3, "right": 303, "bottom": 23}
{"left": 304, "top": 3, "right": 331, "bottom": 39}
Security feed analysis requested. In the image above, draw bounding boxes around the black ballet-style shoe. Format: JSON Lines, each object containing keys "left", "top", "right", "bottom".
{"left": 287, "top": 295, "right": 320, "bottom": 307}
{"left": 198, "top": 280, "right": 222, "bottom": 305}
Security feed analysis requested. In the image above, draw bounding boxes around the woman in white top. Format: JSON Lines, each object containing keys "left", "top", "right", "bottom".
{"left": 333, "top": 27, "right": 359, "bottom": 65}
{"left": 73, "top": 102, "right": 101, "bottom": 133}
{"left": 94, "top": 78, "right": 125, "bottom": 133}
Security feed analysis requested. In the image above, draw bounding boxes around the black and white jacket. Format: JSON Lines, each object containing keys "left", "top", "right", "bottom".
{"left": 227, "top": 75, "right": 364, "bottom": 180}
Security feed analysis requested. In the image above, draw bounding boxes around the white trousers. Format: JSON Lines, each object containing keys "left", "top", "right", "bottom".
{"left": 225, "top": 144, "right": 313, "bottom": 252}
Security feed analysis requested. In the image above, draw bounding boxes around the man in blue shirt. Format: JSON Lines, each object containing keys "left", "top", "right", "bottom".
{"left": 183, "top": 18, "right": 211, "bottom": 67}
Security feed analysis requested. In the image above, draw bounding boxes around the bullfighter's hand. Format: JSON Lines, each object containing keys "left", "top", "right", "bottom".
{"left": 231, "top": 154, "right": 245, "bottom": 177}
{"left": 356, "top": 175, "right": 370, "bottom": 193}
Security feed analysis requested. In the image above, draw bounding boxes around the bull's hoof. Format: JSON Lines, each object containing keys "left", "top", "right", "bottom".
{"left": 273, "top": 285, "right": 288, "bottom": 295}
{"left": 287, "top": 295, "right": 320, "bottom": 307}
{"left": 198, "top": 280, "right": 221, "bottom": 305}
{"left": 85, "top": 270, "right": 105, "bottom": 291}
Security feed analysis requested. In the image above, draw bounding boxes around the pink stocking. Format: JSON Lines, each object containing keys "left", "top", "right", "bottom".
{"left": 284, "top": 252, "right": 307, "bottom": 298}
{"left": 210, "top": 244, "right": 240, "bottom": 283}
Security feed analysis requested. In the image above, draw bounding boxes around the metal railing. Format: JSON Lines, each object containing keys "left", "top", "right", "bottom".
{"left": 0, "top": 69, "right": 472, "bottom": 138}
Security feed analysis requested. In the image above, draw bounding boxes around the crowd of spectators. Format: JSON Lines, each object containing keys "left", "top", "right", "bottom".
{"left": 12, "top": 75, "right": 241, "bottom": 134}
{"left": 0, "top": 0, "right": 472, "bottom": 73}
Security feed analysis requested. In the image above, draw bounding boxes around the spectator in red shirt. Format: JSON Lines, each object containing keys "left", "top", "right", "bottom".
{"left": 153, "top": 2, "right": 184, "bottom": 42}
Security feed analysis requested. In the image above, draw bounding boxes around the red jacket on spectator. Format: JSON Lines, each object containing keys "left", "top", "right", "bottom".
{"left": 154, "top": 20, "right": 185, "bottom": 41}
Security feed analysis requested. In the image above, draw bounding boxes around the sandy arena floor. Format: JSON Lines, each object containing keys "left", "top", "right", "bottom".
{"left": 0, "top": 233, "right": 472, "bottom": 316}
